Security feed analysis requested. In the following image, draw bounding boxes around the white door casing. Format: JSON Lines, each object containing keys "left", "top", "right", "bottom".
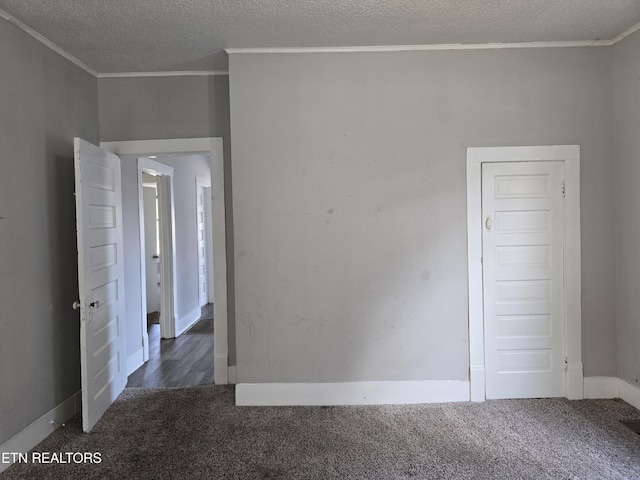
{"left": 100, "top": 138, "right": 229, "bottom": 385}
{"left": 137, "top": 158, "right": 177, "bottom": 341}
{"left": 74, "top": 138, "right": 128, "bottom": 432}
{"left": 482, "top": 161, "right": 564, "bottom": 399}
{"left": 466, "top": 145, "right": 583, "bottom": 402}
{"left": 143, "top": 182, "right": 161, "bottom": 313}
{"left": 205, "top": 186, "right": 214, "bottom": 303}
{"left": 196, "top": 177, "right": 211, "bottom": 307}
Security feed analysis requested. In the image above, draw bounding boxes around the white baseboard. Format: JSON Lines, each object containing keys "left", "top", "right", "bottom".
{"left": 0, "top": 390, "right": 81, "bottom": 473}
{"left": 175, "top": 306, "right": 202, "bottom": 336}
{"left": 583, "top": 376, "right": 640, "bottom": 410}
{"left": 127, "top": 348, "right": 144, "bottom": 376}
{"left": 584, "top": 376, "right": 620, "bottom": 399}
{"left": 619, "top": 379, "right": 640, "bottom": 410}
{"left": 236, "top": 380, "right": 470, "bottom": 406}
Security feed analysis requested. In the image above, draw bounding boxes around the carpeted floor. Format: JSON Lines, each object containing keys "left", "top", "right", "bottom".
{"left": 3, "top": 386, "right": 640, "bottom": 479}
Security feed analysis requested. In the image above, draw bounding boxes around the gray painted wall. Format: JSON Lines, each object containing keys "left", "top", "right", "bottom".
{"left": 97, "top": 75, "right": 236, "bottom": 363}
{"left": 229, "top": 48, "right": 616, "bottom": 383}
{"left": 0, "top": 20, "right": 98, "bottom": 444}
{"left": 613, "top": 30, "right": 640, "bottom": 386}
{"left": 120, "top": 154, "right": 211, "bottom": 363}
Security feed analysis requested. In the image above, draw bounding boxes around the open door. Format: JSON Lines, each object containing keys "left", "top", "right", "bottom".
{"left": 74, "top": 138, "right": 127, "bottom": 432}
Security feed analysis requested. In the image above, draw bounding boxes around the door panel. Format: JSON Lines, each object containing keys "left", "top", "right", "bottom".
{"left": 196, "top": 185, "right": 208, "bottom": 307}
{"left": 482, "top": 161, "right": 564, "bottom": 399}
{"left": 143, "top": 183, "right": 161, "bottom": 313}
{"left": 74, "top": 138, "right": 127, "bottom": 432}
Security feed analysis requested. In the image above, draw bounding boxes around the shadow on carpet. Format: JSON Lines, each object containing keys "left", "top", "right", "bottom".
{"left": 3, "top": 386, "right": 640, "bottom": 479}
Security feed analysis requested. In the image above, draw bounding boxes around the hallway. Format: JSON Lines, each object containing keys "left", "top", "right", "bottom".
{"left": 127, "top": 304, "right": 214, "bottom": 388}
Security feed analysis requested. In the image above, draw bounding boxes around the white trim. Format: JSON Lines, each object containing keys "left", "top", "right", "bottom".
{"left": 469, "top": 366, "right": 485, "bottom": 402}
{"left": 0, "top": 9, "right": 98, "bottom": 77}
{"left": 136, "top": 158, "right": 177, "bottom": 344}
{"left": 196, "top": 176, "right": 213, "bottom": 307}
{"left": 195, "top": 175, "right": 211, "bottom": 189}
{"left": 225, "top": 40, "right": 612, "bottom": 56}
{"left": 0, "top": 391, "right": 81, "bottom": 473}
{"left": 584, "top": 376, "right": 619, "bottom": 399}
{"left": 466, "top": 145, "right": 582, "bottom": 401}
{"left": 215, "top": 353, "right": 229, "bottom": 385}
{"left": 138, "top": 157, "right": 174, "bottom": 176}
{"left": 3, "top": 4, "right": 637, "bottom": 79}
{"left": 102, "top": 139, "right": 218, "bottom": 157}
{"left": 236, "top": 381, "right": 470, "bottom": 406}
{"left": 466, "top": 157, "right": 485, "bottom": 402}
{"left": 228, "top": 365, "right": 237, "bottom": 385}
{"left": 176, "top": 305, "right": 203, "bottom": 336}
{"left": 610, "top": 21, "right": 640, "bottom": 45}
{"left": 204, "top": 186, "right": 214, "bottom": 304}
{"left": 101, "top": 138, "right": 229, "bottom": 383}
{"left": 619, "top": 379, "right": 640, "bottom": 410}
{"left": 98, "top": 70, "right": 228, "bottom": 78}
{"left": 127, "top": 348, "right": 144, "bottom": 376}
{"left": 210, "top": 140, "right": 229, "bottom": 385}
{"left": 582, "top": 377, "right": 640, "bottom": 409}
{"left": 157, "top": 173, "right": 177, "bottom": 339}
{"left": 562, "top": 154, "right": 583, "bottom": 400}
{"left": 579, "top": 377, "right": 640, "bottom": 409}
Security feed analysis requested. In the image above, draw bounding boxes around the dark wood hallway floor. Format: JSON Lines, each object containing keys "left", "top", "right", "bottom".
{"left": 127, "top": 304, "right": 214, "bottom": 388}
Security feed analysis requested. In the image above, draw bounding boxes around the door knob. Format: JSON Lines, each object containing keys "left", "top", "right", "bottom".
{"left": 72, "top": 301, "right": 81, "bottom": 310}
{"left": 485, "top": 216, "right": 492, "bottom": 231}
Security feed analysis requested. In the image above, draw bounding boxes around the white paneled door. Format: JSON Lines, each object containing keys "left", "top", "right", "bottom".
{"left": 196, "top": 184, "right": 208, "bottom": 307}
{"left": 74, "top": 138, "right": 127, "bottom": 432}
{"left": 482, "top": 161, "right": 564, "bottom": 399}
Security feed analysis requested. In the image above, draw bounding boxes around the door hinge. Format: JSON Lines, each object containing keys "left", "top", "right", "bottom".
{"left": 562, "top": 181, "right": 566, "bottom": 198}
{"left": 564, "top": 356, "right": 568, "bottom": 371}
{"left": 480, "top": 257, "right": 483, "bottom": 266}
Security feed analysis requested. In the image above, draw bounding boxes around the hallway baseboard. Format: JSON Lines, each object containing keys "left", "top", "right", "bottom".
{"left": 176, "top": 306, "right": 202, "bottom": 336}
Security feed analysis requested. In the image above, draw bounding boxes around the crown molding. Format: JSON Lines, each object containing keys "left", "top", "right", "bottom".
{"left": 2, "top": 6, "right": 639, "bottom": 76}
{"left": 98, "top": 70, "right": 229, "bottom": 78}
{"left": 225, "top": 40, "right": 613, "bottom": 56}
{"left": 0, "top": 8, "right": 98, "bottom": 77}
{"left": 0, "top": 8, "right": 229, "bottom": 78}
{"left": 610, "top": 21, "right": 640, "bottom": 45}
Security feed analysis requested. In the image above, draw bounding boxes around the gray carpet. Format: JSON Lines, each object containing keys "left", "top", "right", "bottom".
{"left": 3, "top": 386, "right": 640, "bottom": 479}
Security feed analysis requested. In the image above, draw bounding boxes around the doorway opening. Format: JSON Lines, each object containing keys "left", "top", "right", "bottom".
{"left": 142, "top": 173, "right": 161, "bottom": 332}
{"left": 466, "top": 145, "right": 583, "bottom": 402}
{"left": 100, "top": 138, "right": 229, "bottom": 385}
{"left": 129, "top": 154, "right": 215, "bottom": 388}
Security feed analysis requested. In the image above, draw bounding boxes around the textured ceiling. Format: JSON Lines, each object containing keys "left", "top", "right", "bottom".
{"left": 1, "top": 0, "right": 640, "bottom": 73}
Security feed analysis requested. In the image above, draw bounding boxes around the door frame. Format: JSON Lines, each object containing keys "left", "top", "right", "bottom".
{"left": 196, "top": 176, "right": 213, "bottom": 306}
{"left": 101, "top": 138, "right": 229, "bottom": 385}
{"left": 466, "top": 145, "right": 583, "bottom": 401}
{"left": 138, "top": 158, "right": 177, "bottom": 350}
